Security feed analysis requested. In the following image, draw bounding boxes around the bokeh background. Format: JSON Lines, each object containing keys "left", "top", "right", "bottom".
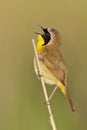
{"left": 0, "top": 0, "right": 87, "bottom": 130}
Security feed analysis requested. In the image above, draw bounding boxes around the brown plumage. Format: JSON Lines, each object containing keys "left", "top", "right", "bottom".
{"left": 34, "top": 27, "right": 75, "bottom": 112}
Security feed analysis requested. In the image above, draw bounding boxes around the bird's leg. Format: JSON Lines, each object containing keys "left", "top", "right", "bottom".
{"left": 45, "top": 86, "right": 57, "bottom": 104}
{"left": 37, "top": 70, "right": 43, "bottom": 78}
{"left": 48, "top": 86, "right": 58, "bottom": 101}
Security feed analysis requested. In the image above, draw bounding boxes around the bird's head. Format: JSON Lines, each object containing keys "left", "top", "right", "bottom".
{"left": 35, "top": 26, "right": 61, "bottom": 52}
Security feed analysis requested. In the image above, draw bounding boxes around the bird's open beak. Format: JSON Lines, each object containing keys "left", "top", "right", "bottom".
{"left": 38, "top": 25, "right": 44, "bottom": 31}
{"left": 38, "top": 25, "right": 46, "bottom": 33}
{"left": 34, "top": 32, "right": 42, "bottom": 35}
{"left": 34, "top": 25, "right": 46, "bottom": 35}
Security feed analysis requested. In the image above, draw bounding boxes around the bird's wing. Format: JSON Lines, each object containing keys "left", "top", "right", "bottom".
{"left": 42, "top": 50, "right": 68, "bottom": 86}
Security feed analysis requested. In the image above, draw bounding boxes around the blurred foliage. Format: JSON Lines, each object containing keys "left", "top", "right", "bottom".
{"left": 0, "top": 0, "right": 87, "bottom": 130}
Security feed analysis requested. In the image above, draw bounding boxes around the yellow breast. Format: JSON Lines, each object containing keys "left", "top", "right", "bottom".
{"left": 36, "top": 35, "right": 45, "bottom": 52}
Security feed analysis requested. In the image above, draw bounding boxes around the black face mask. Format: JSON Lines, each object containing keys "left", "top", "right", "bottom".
{"left": 41, "top": 28, "right": 51, "bottom": 46}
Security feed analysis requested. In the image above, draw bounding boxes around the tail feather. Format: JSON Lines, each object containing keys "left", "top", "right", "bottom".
{"left": 57, "top": 81, "right": 75, "bottom": 112}
{"left": 66, "top": 88, "right": 75, "bottom": 112}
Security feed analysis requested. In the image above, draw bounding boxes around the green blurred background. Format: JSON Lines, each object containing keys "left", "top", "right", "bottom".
{"left": 0, "top": 0, "right": 87, "bottom": 130}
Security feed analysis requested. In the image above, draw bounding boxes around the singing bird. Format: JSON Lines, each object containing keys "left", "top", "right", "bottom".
{"left": 34, "top": 26, "right": 75, "bottom": 112}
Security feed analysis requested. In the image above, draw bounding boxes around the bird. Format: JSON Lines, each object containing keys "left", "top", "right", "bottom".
{"left": 34, "top": 26, "right": 75, "bottom": 112}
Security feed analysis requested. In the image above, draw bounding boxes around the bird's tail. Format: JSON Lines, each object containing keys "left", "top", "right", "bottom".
{"left": 57, "top": 81, "right": 75, "bottom": 112}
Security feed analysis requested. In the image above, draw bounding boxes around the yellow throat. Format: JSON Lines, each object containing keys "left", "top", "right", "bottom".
{"left": 36, "top": 35, "right": 45, "bottom": 52}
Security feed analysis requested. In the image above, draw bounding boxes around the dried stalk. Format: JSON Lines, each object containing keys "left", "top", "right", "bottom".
{"left": 32, "top": 39, "right": 57, "bottom": 130}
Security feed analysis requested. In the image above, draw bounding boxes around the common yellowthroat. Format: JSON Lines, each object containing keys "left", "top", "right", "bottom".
{"left": 34, "top": 26, "right": 75, "bottom": 112}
